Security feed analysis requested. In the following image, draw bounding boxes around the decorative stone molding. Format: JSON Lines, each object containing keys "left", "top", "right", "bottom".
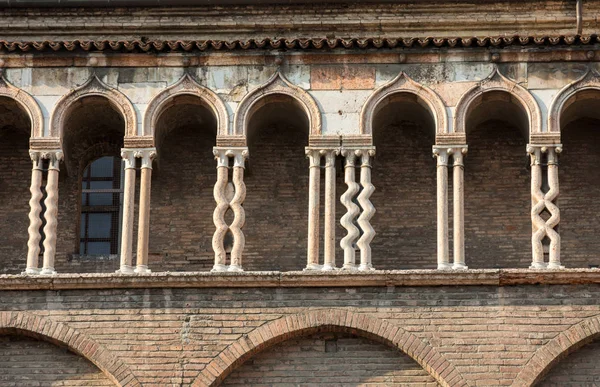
{"left": 548, "top": 68, "right": 600, "bottom": 136}
{"left": 212, "top": 147, "right": 249, "bottom": 272}
{"left": 0, "top": 72, "right": 44, "bottom": 138}
{"left": 40, "top": 150, "right": 63, "bottom": 276}
{"left": 454, "top": 67, "right": 542, "bottom": 139}
{"left": 513, "top": 314, "right": 600, "bottom": 387}
{"left": 192, "top": 309, "right": 468, "bottom": 387}
{"left": 234, "top": 71, "right": 322, "bottom": 143}
{"left": 360, "top": 72, "right": 449, "bottom": 141}
{"left": 144, "top": 73, "right": 229, "bottom": 139}
{"left": 528, "top": 144, "right": 562, "bottom": 269}
{"left": 50, "top": 74, "right": 138, "bottom": 140}
{"left": 0, "top": 311, "right": 141, "bottom": 387}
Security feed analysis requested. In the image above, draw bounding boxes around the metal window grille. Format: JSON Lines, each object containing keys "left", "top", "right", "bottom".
{"left": 79, "top": 156, "right": 124, "bottom": 256}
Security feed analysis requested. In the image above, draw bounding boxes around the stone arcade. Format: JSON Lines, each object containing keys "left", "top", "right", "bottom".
{"left": 1, "top": 0, "right": 600, "bottom": 386}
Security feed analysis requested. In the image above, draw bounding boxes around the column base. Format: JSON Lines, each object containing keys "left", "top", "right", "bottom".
{"left": 211, "top": 264, "right": 229, "bottom": 272}
{"left": 529, "top": 262, "right": 549, "bottom": 269}
{"left": 452, "top": 263, "right": 469, "bottom": 270}
{"left": 40, "top": 267, "right": 56, "bottom": 275}
{"left": 342, "top": 264, "right": 358, "bottom": 271}
{"left": 116, "top": 265, "right": 135, "bottom": 274}
{"left": 547, "top": 263, "right": 565, "bottom": 270}
{"left": 321, "top": 264, "right": 337, "bottom": 271}
{"left": 304, "top": 263, "right": 323, "bottom": 271}
{"left": 134, "top": 265, "right": 151, "bottom": 274}
{"left": 437, "top": 263, "right": 453, "bottom": 270}
{"left": 228, "top": 265, "right": 244, "bottom": 272}
{"left": 22, "top": 267, "right": 41, "bottom": 275}
{"left": 358, "top": 264, "right": 375, "bottom": 271}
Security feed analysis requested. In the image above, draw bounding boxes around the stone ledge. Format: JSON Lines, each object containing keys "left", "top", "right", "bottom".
{"left": 1, "top": 269, "right": 600, "bottom": 290}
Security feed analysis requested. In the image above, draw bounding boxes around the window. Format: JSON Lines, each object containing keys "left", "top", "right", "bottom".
{"left": 79, "top": 156, "right": 124, "bottom": 255}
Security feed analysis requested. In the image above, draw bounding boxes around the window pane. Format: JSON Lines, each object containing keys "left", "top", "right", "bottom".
{"left": 79, "top": 242, "right": 85, "bottom": 255}
{"left": 87, "top": 213, "right": 112, "bottom": 238}
{"left": 87, "top": 242, "right": 111, "bottom": 255}
{"left": 89, "top": 181, "right": 113, "bottom": 190}
{"left": 80, "top": 214, "right": 87, "bottom": 238}
{"left": 89, "top": 193, "right": 113, "bottom": 206}
{"left": 90, "top": 157, "right": 114, "bottom": 177}
{"left": 81, "top": 192, "right": 88, "bottom": 206}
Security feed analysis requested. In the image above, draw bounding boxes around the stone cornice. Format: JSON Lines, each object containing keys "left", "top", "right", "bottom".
{"left": 1, "top": 269, "right": 600, "bottom": 290}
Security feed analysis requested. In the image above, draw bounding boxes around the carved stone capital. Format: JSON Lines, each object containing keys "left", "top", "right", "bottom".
{"left": 120, "top": 149, "right": 137, "bottom": 169}
{"left": 527, "top": 144, "right": 562, "bottom": 166}
{"left": 213, "top": 147, "right": 249, "bottom": 168}
{"left": 433, "top": 145, "right": 467, "bottom": 167}
{"left": 133, "top": 148, "right": 157, "bottom": 169}
{"left": 38, "top": 150, "right": 64, "bottom": 171}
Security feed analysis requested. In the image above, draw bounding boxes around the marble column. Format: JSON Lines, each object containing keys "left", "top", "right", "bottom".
{"left": 41, "top": 150, "right": 63, "bottom": 275}
{"left": 117, "top": 149, "right": 136, "bottom": 274}
{"left": 24, "top": 151, "right": 44, "bottom": 274}
{"left": 340, "top": 149, "right": 360, "bottom": 270}
{"left": 322, "top": 149, "right": 338, "bottom": 271}
{"left": 212, "top": 147, "right": 249, "bottom": 272}
{"left": 433, "top": 147, "right": 450, "bottom": 270}
{"left": 305, "top": 148, "right": 322, "bottom": 270}
{"left": 528, "top": 144, "right": 562, "bottom": 269}
{"left": 135, "top": 148, "right": 156, "bottom": 274}
{"left": 356, "top": 148, "right": 376, "bottom": 271}
{"left": 452, "top": 147, "right": 468, "bottom": 270}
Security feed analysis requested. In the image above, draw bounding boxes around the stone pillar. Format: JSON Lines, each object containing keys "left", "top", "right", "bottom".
{"left": 135, "top": 148, "right": 156, "bottom": 274}
{"left": 117, "top": 149, "right": 136, "bottom": 274}
{"left": 452, "top": 148, "right": 468, "bottom": 270}
{"left": 24, "top": 151, "right": 44, "bottom": 274}
{"left": 356, "top": 148, "right": 376, "bottom": 271}
{"left": 340, "top": 149, "right": 360, "bottom": 270}
{"left": 40, "top": 150, "right": 63, "bottom": 275}
{"left": 433, "top": 147, "right": 451, "bottom": 270}
{"left": 211, "top": 147, "right": 249, "bottom": 272}
{"left": 528, "top": 144, "right": 562, "bottom": 269}
{"left": 322, "top": 149, "right": 338, "bottom": 271}
{"left": 305, "top": 148, "right": 322, "bottom": 270}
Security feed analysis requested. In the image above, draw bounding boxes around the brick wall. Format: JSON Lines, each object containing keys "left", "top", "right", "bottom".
{"left": 538, "top": 339, "right": 600, "bottom": 386}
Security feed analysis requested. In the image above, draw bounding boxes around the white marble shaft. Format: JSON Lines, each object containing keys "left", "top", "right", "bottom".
{"left": 211, "top": 147, "right": 249, "bottom": 272}
{"left": 40, "top": 150, "right": 63, "bottom": 275}
{"left": 117, "top": 149, "right": 137, "bottom": 274}
{"left": 305, "top": 148, "right": 322, "bottom": 270}
{"left": 135, "top": 148, "right": 157, "bottom": 274}
{"left": 340, "top": 149, "right": 361, "bottom": 270}
{"left": 433, "top": 145, "right": 468, "bottom": 270}
{"left": 356, "top": 148, "right": 376, "bottom": 271}
{"left": 528, "top": 144, "right": 562, "bottom": 269}
{"left": 322, "top": 149, "right": 339, "bottom": 271}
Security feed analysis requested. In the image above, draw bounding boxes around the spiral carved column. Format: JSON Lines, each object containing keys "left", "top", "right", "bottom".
{"left": 212, "top": 147, "right": 249, "bottom": 272}
{"left": 528, "top": 144, "right": 562, "bottom": 269}
{"left": 41, "top": 150, "right": 63, "bottom": 275}
{"left": 135, "top": 148, "right": 156, "bottom": 274}
{"left": 24, "top": 151, "right": 44, "bottom": 274}
{"left": 117, "top": 150, "right": 137, "bottom": 274}
{"left": 340, "top": 149, "right": 361, "bottom": 270}
{"left": 356, "top": 148, "right": 376, "bottom": 271}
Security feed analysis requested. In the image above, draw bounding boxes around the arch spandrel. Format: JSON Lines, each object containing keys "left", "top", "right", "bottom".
{"left": 360, "top": 72, "right": 449, "bottom": 142}
{"left": 193, "top": 309, "right": 468, "bottom": 387}
{"left": 548, "top": 68, "right": 600, "bottom": 135}
{"left": 454, "top": 67, "right": 542, "bottom": 141}
{"left": 144, "top": 73, "right": 229, "bottom": 142}
{"left": 233, "top": 71, "right": 322, "bottom": 143}
{"left": 50, "top": 74, "right": 137, "bottom": 142}
{"left": 0, "top": 310, "right": 140, "bottom": 387}
{"left": 0, "top": 72, "right": 44, "bottom": 139}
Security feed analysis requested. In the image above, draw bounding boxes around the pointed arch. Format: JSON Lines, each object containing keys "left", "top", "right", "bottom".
{"left": 454, "top": 67, "right": 542, "bottom": 138}
{"left": 0, "top": 310, "right": 140, "bottom": 387}
{"left": 144, "top": 73, "right": 229, "bottom": 141}
{"left": 50, "top": 74, "right": 137, "bottom": 141}
{"left": 233, "top": 71, "right": 322, "bottom": 141}
{"left": 548, "top": 68, "right": 600, "bottom": 135}
{"left": 360, "top": 72, "right": 449, "bottom": 138}
{"left": 193, "top": 309, "right": 468, "bottom": 387}
{"left": 0, "top": 72, "right": 44, "bottom": 139}
{"left": 513, "top": 314, "right": 600, "bottom": 387}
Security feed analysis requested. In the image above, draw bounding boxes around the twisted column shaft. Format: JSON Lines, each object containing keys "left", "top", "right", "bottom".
{"left": 41, "top": 151, "right": 63, "bottom": 275}
{"left": 25, "top": 152, "right": 43, "bottom": 274}
{"left": 229, "top": 150, "right": 248, "bottom": 272}
{"left": 212, "top": 151, "right": 230, "bottom": 272}
{"left": 356, "top": 149, "right": 376, "bottom": 271}
{"left": 340, "top": 150, "right": 360, "bottom": 270}
{"left": 135, "top": 149, "right": 156, "bottom": 274}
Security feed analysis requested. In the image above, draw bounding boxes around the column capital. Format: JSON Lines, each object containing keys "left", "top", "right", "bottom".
{"left": 121, "top": 148, "right": 137, "bottom": 169}
{"left": 213, "top": 146, "right": 249, "bottom": 168}
{"left": 134, "top": 147, "right": 157, "bottom": 169}
{"left": 527, "top": 144, "right": 562, "bottom": 165}
{"left": 526, "top": 143, "right": 562, "bottom": 154}
{"left": 38, "top": 149, "right": 63, "bottom": 171}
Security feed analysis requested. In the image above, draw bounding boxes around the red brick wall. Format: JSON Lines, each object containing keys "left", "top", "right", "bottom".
{"left": 538, "top": 338, "right": 600, "bottom": 386}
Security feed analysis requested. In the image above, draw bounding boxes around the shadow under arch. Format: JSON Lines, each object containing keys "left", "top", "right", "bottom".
{"left": 0, "top": 310, "right": 140, "bottom": 387}
{"left": 193, "top": 309, "right": 468, "bottom": 387}
{"left": 513, "top": 314, "right": 600, "bottom": 387}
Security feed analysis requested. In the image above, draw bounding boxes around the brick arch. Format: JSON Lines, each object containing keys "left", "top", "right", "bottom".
{"left": 144, "top": 72, "right": 229, "bottom": 142}
{"left": 513, "top": 314, "right": 600, "bottom": 387}
{"left": 0, "top": 311, "right": 140, "bottom": 387}
{"left": 193, "top": 309, "right": 468, "bottom": 387}
{"left": 548, "top": 68, "right": 600, "bottom": 135}
{"left": 0, "top": 72, "right": 44, "bottom": 138}
{"left": 50, "top": 74, "right": 138, "bottom": 142}
{"left": 360, "top": 72, "right": 449, "bottom": 139}
{"left": 233, "top": 71, "right": 322, "bottom": 143}
{"left": 454, "top": 67, "right": 542, "bottom": 139}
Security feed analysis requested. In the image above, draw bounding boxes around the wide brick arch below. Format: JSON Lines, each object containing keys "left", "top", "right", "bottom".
{"left": 193, "top": 309, "right": 468, "bottom": 387}
{"left": 0, "top": 311, "right": 140, "bottom": 387}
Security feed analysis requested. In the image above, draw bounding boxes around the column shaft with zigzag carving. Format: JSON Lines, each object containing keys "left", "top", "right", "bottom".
{"left": 356, "top": 148, "right": 376, "bottom": 271}
{"left": 340, "top": 150, "right": 361, "bottom": 270}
